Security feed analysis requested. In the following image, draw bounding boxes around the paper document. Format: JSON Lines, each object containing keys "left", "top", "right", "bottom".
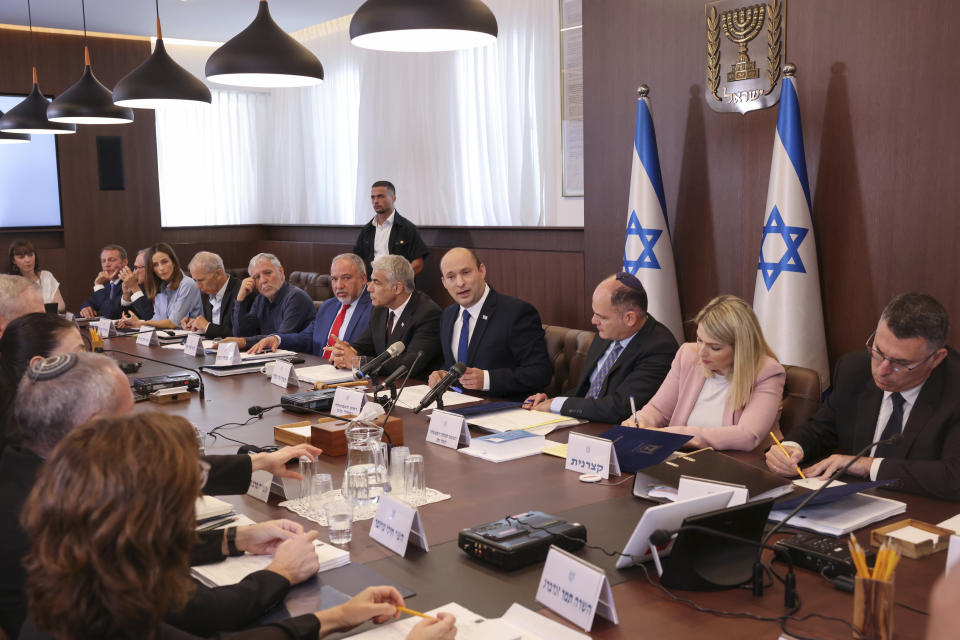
{"left": 191, "top": 539, "right": 349, "bottom": 587}
{"left": 889, "top": 525, "right": 940, "bottom": 546}
{"left": 294, "top": 364, "right": 355, "bottom": 385}
{"left": 542, "top": 443, "right": 568, "bottom": 458}
{"left": 938, "top": 513, "right": 960, "bottom": 534}
{"left": 459, "top": 432, "right": 549, "bottom": 463}
{"left": 768, "top": 492, "right": 906, "bottom": 536}
{"left": 380, "top": 385, "right": 481, "bottom": 410}
{"left": 196, "top": 495, "right": 232, "bottom": 520}
{"left": 467, "top": 408, "right": 580, "bottom": 434}
{"left": 792, "top": 477, "right": 846, "bottom": 490}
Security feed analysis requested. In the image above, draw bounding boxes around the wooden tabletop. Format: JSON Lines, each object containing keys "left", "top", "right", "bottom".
{"left": 112, "top": 339, "right": 955, "bottom": 639}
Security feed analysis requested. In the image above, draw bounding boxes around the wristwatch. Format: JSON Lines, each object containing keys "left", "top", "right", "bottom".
{"left": 226, "top": 526, "right": 244, "bottom": 556}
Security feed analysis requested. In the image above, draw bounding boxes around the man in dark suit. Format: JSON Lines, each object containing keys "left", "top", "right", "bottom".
{"left": 426, "top": 247, "right": 552, "bottom": 401}
{"left": 78, "top": 244, "right": 128, "bottom": 319}
{"left": 0, "top": 352, "right": 323, "bottom": 639}
{"left": 523, "top": 273, "right": 677, "bottom": 424}
{"left": 247, "top": 253, "right": 373, "bottom": 357}
{"left": 766, "top": 293, "right": 960, "bottom": 500}
{"left": 352, "top": 180, "right": 429, "bottom": 275}
{"left": 181, "top": 251, "right": 242, "bottom": 339}
{"left": 226, "top": 253, "right": 314, "bottom": 348}
{"left": 118, "top": 249, "right": 154, "bottom": 321}
{"left": 331, "top": 255, "right": 441, "bottom": 378}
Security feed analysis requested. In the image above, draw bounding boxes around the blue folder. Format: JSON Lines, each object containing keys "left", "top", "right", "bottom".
{"left": 596, "top": 425, "right": 693, "bottom": 473}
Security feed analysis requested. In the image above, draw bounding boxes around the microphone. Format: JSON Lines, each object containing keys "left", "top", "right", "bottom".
{"left": 413, "top": 362, "right": 466, "bottom": 414}
{"left": 247, "top": 403, "right": 282, "bottom": 416}
{"left": 100, "top": 348, "right": 206, "bottom": 400}
{"left": 754, "top": 432, "right": 904, "bottom": 596}
{"left": 374, "top": 364, "right": 408, "bottom": 392}
{"left": 356, "top": 341, "right": 405, "bottom": 379}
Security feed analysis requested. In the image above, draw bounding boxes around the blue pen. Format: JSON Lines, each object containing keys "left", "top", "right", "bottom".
{"left": 451, "top": 385, "right": 463, "bottom": 393}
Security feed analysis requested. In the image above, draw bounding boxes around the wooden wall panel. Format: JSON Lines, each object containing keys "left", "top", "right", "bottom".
{"left": 584, "top": 0, "right": 960, "bottom": 360}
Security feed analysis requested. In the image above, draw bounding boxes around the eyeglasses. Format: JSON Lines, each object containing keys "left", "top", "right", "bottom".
{"left": 865, "top": 331, "right": 942, "bottom": 372}
{"left": 199, "top": 460, "right": 211, "bottom": 489}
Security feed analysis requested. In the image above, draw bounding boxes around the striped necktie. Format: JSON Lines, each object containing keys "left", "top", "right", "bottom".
{"left": 587, "top": 341, "right": 622, "bottom": 399}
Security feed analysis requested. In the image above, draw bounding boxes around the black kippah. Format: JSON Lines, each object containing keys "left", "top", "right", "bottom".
{"left": 28, "top": 353, "right": 78, "bottom": 382}
{"left": 615, "top": 271, "right": 645, "bottom": 292}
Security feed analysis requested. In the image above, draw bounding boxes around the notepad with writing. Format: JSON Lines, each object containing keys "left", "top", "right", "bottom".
{"left": 632, "top": 448, "right": 794, "bottom": 503}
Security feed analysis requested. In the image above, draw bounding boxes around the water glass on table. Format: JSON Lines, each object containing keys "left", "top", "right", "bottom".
{"left": 309, "top": 473, "right": 334, "bottom": 516}
{"left": 299, "top": 455, "right": 317, "bottom": 507}
{"left": 350, "top": 355, "right": 369, "bottom": 379}
{"left": 389, "top": 446, "right": 410, "bottom": 497}
{"left": 345, "top": 466, "right": 374, "bottom": 508}
{"left": 324, "top": 499, "right": 354, "bottom": 545}
{"left": 403, "top": 454, "right": 425, "bottom": 505}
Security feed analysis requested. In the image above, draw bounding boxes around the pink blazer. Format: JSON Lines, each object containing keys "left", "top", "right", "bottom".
{"left": 635, "top": 343, "right": 785, "bottom": 451}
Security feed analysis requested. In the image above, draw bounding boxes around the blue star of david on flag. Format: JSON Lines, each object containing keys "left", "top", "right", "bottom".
{"left": 758, "top": 205, "right": 808, "bottom": 291}
{"left": 623, "top": 210, "right": 663, "bottom": 273}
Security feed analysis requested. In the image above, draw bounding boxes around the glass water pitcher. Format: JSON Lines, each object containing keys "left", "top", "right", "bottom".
{"left": 341, "top": 420, "right": 390, "bottom": 507}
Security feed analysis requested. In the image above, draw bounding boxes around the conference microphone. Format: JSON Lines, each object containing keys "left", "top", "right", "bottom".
{"left": 374, "top": 364, "right": 408, "bottom": 392}
{"left": 248, "top": 403, "right": 282, "bottom": 416}
{"left": 413, "top": 362, "right": 466, "bottom": 414}
{"left": 356, "top": 341, "right": 405, "bottom": 379}
{"left": 100, "top": 348, "right": 206, "bottom": 400}
{"left": 753, "top": 432, "right": 904, "bottom": 596}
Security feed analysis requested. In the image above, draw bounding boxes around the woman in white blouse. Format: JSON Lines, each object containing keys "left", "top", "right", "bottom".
{"left": 6, "top": 240, "right": 65, "bottom": 312}
{"left": 622, "top": 295, "right": 785, "bottom": 452}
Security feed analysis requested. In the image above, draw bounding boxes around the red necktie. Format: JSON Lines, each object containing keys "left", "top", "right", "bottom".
{"left": 327, "top": 303, "right": 350, "bottom": 348}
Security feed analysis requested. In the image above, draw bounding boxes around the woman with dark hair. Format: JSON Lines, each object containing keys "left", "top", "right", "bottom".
{"left": 117, "top": 242, "right": 201, "bottom": 330}
{"left": 19, "top": 413, "right": 456, "bottom": 640}
{"left": 6, "top": 239, "right": 65, "bottom": 312}
{"left": 0, "top": 313, "right": 85, "bottom": 454}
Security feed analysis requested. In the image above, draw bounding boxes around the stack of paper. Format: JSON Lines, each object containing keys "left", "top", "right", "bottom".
{"left": 195, "top": 496, "right": 236, "bottom": 531}
{"left": 459, "top": 431, "right": 549, "bottom": 463}
{"left": 466, "top": 408, "right": 580, "bottom": 435}
{"left": 191, "top": 539, "right": 350, "bottom": 588}
{"left": 295, "top": 363, "right": 355, "bottom": 385}
{"left": 380, "top": 385, "right": 481, "bottom": 410}
{"left": 768, "top": 492, "right": 906, "bottom": 536}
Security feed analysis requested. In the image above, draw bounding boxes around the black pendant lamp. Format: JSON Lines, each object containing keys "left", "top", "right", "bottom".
{"left": 0, "top": 111, "right": 30, "bottom": 144}
{"left": 205, "top": 0, "right": 324, "bottom": 88}
{"left": 48, "top": 0, "right": 134, "bottom": 124}
{"left": 349, "top": 0, "right": 498, "bottom": 52}
{"left": 0, "top": 0, "right": 77, "bottom": 135}
{"left": 112, "top": 0, "right": 212, "bottom": 109}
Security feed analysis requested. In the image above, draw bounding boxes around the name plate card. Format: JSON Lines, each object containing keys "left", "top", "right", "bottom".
{"left": 270, "top": 360, "right": 300, "bottom": 389}
{"left": 247, "top": 470, "right": 274, "bottom": 502}
{"left": 426, "top": 409, "right": 471, "bottom": 449}
{"left": 183, "top": 333, "right": 204, "bottom": 356}
{"left": 536, "top": 546, "right": 618, "bottom": 632}
{"left": 369, "top": 495, "right": 429, "bottom": 557}
{"left": 96, "top": 318, "right": 116, "bottom": 338}
{"left": 136, "top": 326, "right": 159, "bottom": 346}
{"left": 565, "top": 432, "right": 621, "bottom": 479}
{"left": 216, "top": 341, "right": 242, "bottom": 365}
{"left": 332, "top": 387, "right": 366, "bottom": 417}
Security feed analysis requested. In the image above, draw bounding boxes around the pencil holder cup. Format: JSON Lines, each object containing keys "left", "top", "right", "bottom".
{"left": 853, "top": 576, "right": 894, "bottom": 640}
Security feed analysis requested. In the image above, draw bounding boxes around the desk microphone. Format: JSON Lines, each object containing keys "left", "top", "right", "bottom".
{"left": 754, "top": 432, "right": 903, "bottom": 596}
{"left": 100, "top": 348, "right": 206, "bottom": 400}
{"left": 413, "top": 362, "right": 466, "bottom": 414}
{"left": 374, "top": 364, "right": 408, "bottom": 392}
{"left": 357, "top": 341, "right": 405, "bottom": 379}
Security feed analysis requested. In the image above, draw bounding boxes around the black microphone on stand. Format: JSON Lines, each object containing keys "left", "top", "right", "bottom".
{"left": 374, "top": 364, "right": 408, "bottom": 392}
{"left": 413, "top": 362, "right": 466, "bottom": 413}
{"left": 753, "top": 432, "right": 904, "bottom": 596}
{"left": 357, "top": 341, "right": 405, "bottom": 379}
{"left": 100, "top": 348, "right": 206, "bottom": 400}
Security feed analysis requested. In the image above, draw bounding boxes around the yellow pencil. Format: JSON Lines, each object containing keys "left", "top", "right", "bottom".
{"left": 770, "top": 431, "right": 806, "bottom": 479}
{"left": 847, "top": 534, "right": 869, "bottom": 578}
{"left": 397, "top": 606, "right": 438, "bottom": 621}
{"left": 884, "top": 550, "right": 901, "bottom": 581}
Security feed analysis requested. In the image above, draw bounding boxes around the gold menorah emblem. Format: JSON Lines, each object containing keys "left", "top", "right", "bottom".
{"left": 721, "top": 4, "right": 765, "bottom": 82}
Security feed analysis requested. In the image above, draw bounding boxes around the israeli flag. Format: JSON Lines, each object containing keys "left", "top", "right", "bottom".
{"left": 622, "top": 90, "right": 683, "bottom": 344}
{"left": 752, "top": 76, "right": 829, "bottom": 388}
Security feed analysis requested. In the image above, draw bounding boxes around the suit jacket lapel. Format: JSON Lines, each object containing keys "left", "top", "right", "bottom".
{"left": 853, "top": 382, "right": 884, "bottom": 452}
{"left": 900, "top": 363, "right": 945, "bottom": 454}
{"left": 390, "top": 292, "right": 417, "bottom": 342}
{"left": 440, "top": 305, "right": 456, "bottom": 365}
{"left": 577, "top": 337, "right": 610, "bottom": 393}
{"left": 467, "top": 289, "right": 497, "bottom": 363}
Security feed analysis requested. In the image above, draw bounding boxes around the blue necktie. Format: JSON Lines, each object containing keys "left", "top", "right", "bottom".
{"left": 587, "top": 341, "right": 623, "bottom": 399}
{"left": 875, "top": 392, "right": 906, "bottom": 458}
{"left": 457, "top": 309, "right": 471, "bottom": 363}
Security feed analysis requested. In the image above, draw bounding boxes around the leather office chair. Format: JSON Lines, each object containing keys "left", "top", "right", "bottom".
{"left": 542, "top": 325, "right": 596, "bottom": 396}
{"left": 287, "top": 272, "right": 333, "bottom": 308}
{"left": 780, "top": 365, "right": 822, "bottom": 437}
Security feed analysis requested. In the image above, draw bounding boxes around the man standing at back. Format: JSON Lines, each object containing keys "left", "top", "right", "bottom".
{"left": 353, "top": 181, "right": 429, "bottom": 275}
{"left": 247, "top": 254, "right": 372, "bottom": 357}
{"left": 427, "top": 248, "right": 552, "bottom": 401}
{"left": 227, "top": 253, "right": 314, "bottom": 349}
{"left": 78, "top": 244, "right": 128, "bottom": 319}
{"left": 766, "top": 292, "right": 960, "bottom": 500}
{"left": 524, "top": 273, "right": 677, "bottom": 424}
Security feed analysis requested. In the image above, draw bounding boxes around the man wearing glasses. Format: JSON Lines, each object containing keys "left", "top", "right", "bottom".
{"left": 766, "top": 293, "right": 959, "bottom": 500}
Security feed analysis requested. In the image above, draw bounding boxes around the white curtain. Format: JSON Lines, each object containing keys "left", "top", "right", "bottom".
{"left": 157, "top": 0, "right": 579, "bottom": 228}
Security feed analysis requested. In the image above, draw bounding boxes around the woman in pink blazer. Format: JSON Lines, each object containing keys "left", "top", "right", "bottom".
{"left": 622, "top": 295, "right": 785, "bottom": 451}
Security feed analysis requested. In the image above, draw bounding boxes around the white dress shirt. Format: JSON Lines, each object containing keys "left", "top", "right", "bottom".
{"left": 209, "top": 277, "right": 230, "bottom": 326}
{"left": 373, "top": 212, "right": 395, "bottom": 260}
{"left": 451, "top": 285, "right": 491, "bottom": 391}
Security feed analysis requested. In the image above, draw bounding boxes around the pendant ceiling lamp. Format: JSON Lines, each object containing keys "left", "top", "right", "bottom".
{"left": 48, "top": 0, "right": 134, "bottom": 124}
{"left": 112, "top": 0, "right": 212, "bottom": 108}
{"left": 0, "top": 111, "right": 30, "bottom": 144}
{"left": 0, "top": 0, "right": 77, "bottom": 135}
{"left": 205, "top": 0, "right": 324, "bottom": 88}
{"left": 349, "top": 0, "right": 498, "bottom": 52}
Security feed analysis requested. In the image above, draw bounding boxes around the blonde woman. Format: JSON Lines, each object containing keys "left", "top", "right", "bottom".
{"left": 622, "top": 295, "right": 785, "bottom": 451}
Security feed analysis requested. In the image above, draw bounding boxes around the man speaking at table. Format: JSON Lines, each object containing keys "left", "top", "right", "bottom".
{"left": 330, "top": 255, "right": 441, "bottom": 377}
{"left": 248, "top": 253, "right": 372, "bottom": 357}
{"left": 765, "top": 293, "right": 960, "bottom": 500}
{"left": 427, "top": 247, "right": 552, "bottom": 401}
{"left": 523, "top": 273, "right": 677, "bottom": 424}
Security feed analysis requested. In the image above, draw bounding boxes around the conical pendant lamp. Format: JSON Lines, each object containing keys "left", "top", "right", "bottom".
{"left": 112, "top": 0, "right": 211, "bottom": 109}
{"left": 205, "top": 0, "right": 324, "bottom": 88}
{"left": 0, "top": 0, "right": 76, "bottom": 135}
{"left": 0, "top": 111, "right": 30, "bottom": 144}
{"left": 48, "top": 0, "right": 133, "bottom": 124}
{"left": 349, "top": 0, "right": 498, "bottom": 52}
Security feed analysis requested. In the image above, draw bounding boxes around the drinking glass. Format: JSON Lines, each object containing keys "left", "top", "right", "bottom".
{"left": 350, "top": 355, "right": 369, "bottom": 379}
{"left": 390, "top": 446, "right": 410, "bottom": 497}
{"left": 309, "top": 473, "right": 334, "bottom": 516}
{"left": 403, "top": 454, "right": 425, "bottom": 505}
{"left": 345, "top": 465, "right": 373, "bottom": 508}
{"left": 324, "top": 499, "right": 354, "bottom": 545}
{"left": 299, "top": 455, "right": 317, "bottom": 506}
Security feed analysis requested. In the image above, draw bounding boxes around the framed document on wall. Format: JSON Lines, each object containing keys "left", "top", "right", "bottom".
{"left": 560, "top": 0, "right": 583, "bottom": 196}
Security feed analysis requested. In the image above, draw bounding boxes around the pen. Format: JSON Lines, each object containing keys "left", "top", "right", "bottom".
{"left": 769, "top": 431, "right": 805, "bottom": 479}
{"left": 629, "top": 396, "right": 639, "bottom": 428}
{"left": 396, "top": 606, "right": 437, "bottom": 621}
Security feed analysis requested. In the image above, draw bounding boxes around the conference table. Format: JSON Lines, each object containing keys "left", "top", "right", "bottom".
{"left": 109, "top": 337, "right": 954, "bottom": 639}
